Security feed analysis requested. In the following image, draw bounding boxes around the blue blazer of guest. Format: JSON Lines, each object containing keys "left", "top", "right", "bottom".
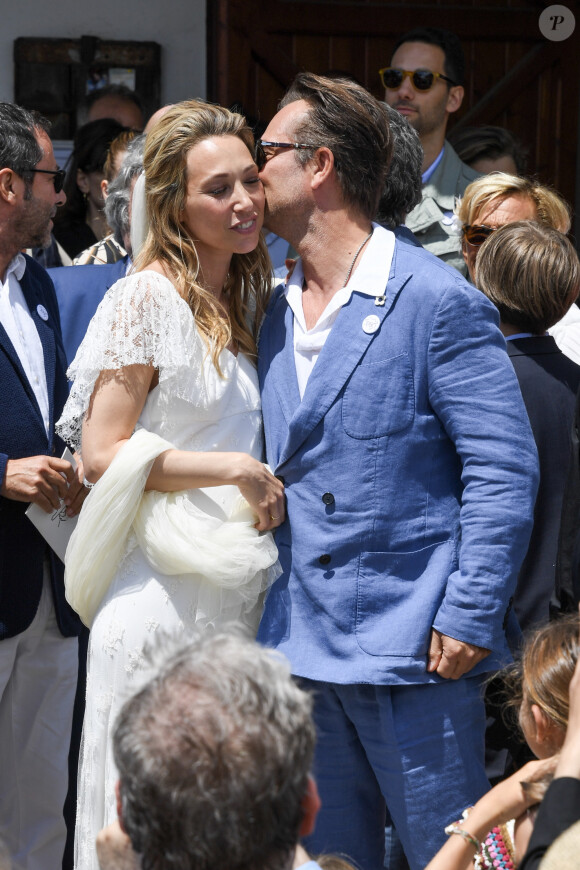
{"left": 48, "top": 257, "right": 129, "bottom": 364}
{"left": 0, "top": 256, "right": 80, "bottom": 639}
{"left": 258, "top": 235, "right": 539, "bottom": 686}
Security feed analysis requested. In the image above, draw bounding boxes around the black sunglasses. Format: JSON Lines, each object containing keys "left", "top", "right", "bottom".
{"left": 462, "top": 224, "right": 496, "bottom": 247}
{"left": 22, "top": 168, "right": 66, "bottom": 193}
{"left": 379, "top": 67, "right": 456, "bottom": 92}
{"left": 255, "top": 140, "right": 318, "bottom": 171}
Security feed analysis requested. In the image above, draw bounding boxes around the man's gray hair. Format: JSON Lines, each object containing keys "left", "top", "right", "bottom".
{"left": 104, "top": 133, "right": 145, "bottom": 246}
{"left": 113, "top": 628, "right": 316, "bottom": 870}
{"left": 376, "top": 104, "right": 423, "bottom": 228}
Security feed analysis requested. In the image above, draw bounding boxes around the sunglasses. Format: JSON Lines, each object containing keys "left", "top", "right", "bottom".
{"left": 255, "top": 140, "right": 318, "bottom": 171}
{"left": 22, "top": 167, "right": 66, "bottom": 193}
{"left": 379, "top": 67, "right": 457, "bottom": 92}
{"left": 462, "top": 224, "right": 497, "bottom": 247}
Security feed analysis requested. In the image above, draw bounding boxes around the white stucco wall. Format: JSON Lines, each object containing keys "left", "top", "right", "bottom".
{"left": 0, "top": 0, "right": 206, "bottom": 106}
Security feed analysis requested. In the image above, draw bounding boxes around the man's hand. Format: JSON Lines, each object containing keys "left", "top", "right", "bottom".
{"left": 1, "top": 455, "right": 85, "bottom": 514}
{"left": 427, "top": 628, "right": 490, "bottom": 679}
{"left": 96, "top": 821, "right": 139, "bottom": 870}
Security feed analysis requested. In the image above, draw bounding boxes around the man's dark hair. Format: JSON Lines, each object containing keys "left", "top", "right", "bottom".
{"left": 280, "top": 72, "right": 392, "bottom": 220}
{"left": 0, "top": 102, "right": 51, "bottom": 185}
{"left": 113, "top": 630, "right": 316, "bottom": 870}
{"left": 447, "top": 125, "right": 528, "bottom": 176}
{"left": 376, "top": 104, "right": 423, "bottom": 228}
{"left": 393, "top": 27, "right": 465, "bottom": 86}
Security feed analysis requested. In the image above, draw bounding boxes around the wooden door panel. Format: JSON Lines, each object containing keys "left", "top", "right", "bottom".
{"left": 209, "top": 0, "right": 578, "bottom": 216}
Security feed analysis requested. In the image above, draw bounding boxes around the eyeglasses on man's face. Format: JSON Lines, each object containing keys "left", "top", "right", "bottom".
{"left": 255, "top": 140, "right": 318, "bottom": 171}
{"left": 21, "top": 167, "right": 66, "bottom": 193}
{"left": 379, "top": 67, "right": 456, "bottom": 92}
{"left": 462, "top": 224, "right": 497, "bottom": 247}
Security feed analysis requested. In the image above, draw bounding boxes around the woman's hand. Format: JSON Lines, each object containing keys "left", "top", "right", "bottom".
{"left": 233, "top": 455, "right": 285, "bottom": 531}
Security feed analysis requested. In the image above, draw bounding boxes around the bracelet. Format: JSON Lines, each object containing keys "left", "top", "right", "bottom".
{"left": 444, "top": 822, "right": 480, "bottom": 851}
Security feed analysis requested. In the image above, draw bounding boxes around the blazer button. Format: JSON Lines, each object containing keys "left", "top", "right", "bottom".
{"left": 321, "top": 492, "right": 335, "bottom": 505}
{"left": 319, "top": 554, "right": 331, "bottom": 565}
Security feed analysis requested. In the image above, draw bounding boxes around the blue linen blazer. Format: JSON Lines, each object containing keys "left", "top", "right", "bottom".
{"left": 0, "top": 256, "right": 80, "bottom": 639}
{"left": 257, "top": 239, "right": 539, "bottom": 685}
{"left": 48, "top": 257, "right": 129, "bottom": 364}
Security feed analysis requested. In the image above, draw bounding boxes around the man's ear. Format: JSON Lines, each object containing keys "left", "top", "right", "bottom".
{"left": 310, "top": 147, "right": 335, "bottom": 191}
{"left": 115, "top": 779, "right": 127, "bottom": 833}
{"left": 101, "top": 178, "right": 109, "bottom": 200}
{"left": 0, "top": 168, "right": 18, "bottom": 204}
{"left": 446, "top": 85, "right": 464, "bottom": 115}
{"left": 299, "top": 775, "right": 321, "bottom": 837}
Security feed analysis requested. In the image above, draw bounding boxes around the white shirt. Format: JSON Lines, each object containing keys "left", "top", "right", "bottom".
{"left": 284, "top": 223, "right": 396, "bottom": 397}
{"left": 0, "top": 254, "right": 50, "bottom": 435}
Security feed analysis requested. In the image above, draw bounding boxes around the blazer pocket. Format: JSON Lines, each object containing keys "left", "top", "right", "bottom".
{"left": 355, "top": 540, "right": 454, "bottom": 656}
{"left": 342, "top": 352, "right": 414, "bottom": 439}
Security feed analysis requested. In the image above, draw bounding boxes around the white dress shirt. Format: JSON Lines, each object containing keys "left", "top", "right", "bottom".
{"left": 284, "top": 223, "right": 396, "bottom": 397}
{"left": 0, "top": 254, "right": 50, "bottom": 435}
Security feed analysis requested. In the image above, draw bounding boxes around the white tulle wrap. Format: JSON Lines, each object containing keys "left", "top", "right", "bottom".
{"left": 56, "top": 270, "right": 280, "bottom": 629}
{"left": 64, "top": 427, "right": 279, "bottom": 627}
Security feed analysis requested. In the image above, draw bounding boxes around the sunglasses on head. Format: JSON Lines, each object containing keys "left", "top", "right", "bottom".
{"left": 22, "top": 167, "right": 66, "bottom": 193}
{"left": 254, "top": 139, "right": 318, "bottom": 171}
{"left": 379, "top": 67, "right": 456, "bottom": 92}
{"left": 462, "top": 224, "right": 497, "bottom": 247}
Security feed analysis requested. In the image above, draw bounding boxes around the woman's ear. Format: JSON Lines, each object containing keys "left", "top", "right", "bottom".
{"left": 76, "top": 168, "right": 90, "bottom": 195}
{"left": 101, "top": 178, "right": 109, "bottom": 200}
{"left": 531, "top": 704, "right": 564, "bottom": 753}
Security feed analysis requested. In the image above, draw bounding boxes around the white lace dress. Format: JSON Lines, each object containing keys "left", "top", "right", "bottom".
{"left": 56, "top": 271, "right": 279, "bottom": 870}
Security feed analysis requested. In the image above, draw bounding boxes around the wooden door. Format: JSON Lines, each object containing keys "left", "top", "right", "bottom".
{"left": 207, "top": 0, "right": 579, "bottom": 221}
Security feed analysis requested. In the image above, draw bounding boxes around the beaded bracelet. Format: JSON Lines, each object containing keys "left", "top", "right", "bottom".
{"left": 444, "top": 821, "right": 480, "bottom": 851}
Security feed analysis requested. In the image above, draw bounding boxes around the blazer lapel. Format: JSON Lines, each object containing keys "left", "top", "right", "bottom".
{"left": 269, "top": 297, "right": 301, "bottom": 427}
{"left": 278, "top": 272, "right": 411, "bottom": 466}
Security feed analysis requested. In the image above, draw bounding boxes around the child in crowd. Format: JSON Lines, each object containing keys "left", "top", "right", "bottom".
{"left": 425, "top": 615, "right": 580, "bottom": 870}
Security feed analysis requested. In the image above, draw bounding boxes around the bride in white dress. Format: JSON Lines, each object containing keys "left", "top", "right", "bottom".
{"left": 56, "top": 100, "right": 284, "bottom": 870}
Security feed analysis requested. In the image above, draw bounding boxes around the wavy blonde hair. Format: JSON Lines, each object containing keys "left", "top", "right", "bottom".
{"left": 135, "top": 100, "right": 271, "bottom": 373}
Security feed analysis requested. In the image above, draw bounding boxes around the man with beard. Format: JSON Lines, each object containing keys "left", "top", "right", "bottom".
{"left": 256, "top": 73, "right": 538, "bottom": 870}
{"left": 0, "top": 102, "right": 85, "bottom": 870}
{"left": 382, "top": 27, "right": 480, "bottom": 274}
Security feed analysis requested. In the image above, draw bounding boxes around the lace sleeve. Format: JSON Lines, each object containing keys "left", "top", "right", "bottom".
{"left": 56, "top": 271, "right": 201, "bottom": 450}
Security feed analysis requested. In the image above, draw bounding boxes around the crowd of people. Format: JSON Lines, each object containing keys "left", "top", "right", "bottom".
{"left": 1, "top": 22, "right": 580, "bottom": 870}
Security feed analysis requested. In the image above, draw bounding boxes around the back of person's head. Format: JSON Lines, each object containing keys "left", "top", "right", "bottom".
{"left": 113, "top": 629, "right": 316, "bottom": 870}
{"left": 393, "top": 26, "right": 465, "bottom": 86}
{"left": 104, "top": 134, "right": 145, "bottom": 249}
{"left": 447, "top": 125, "right": 528, "bottom": 176}
{"left": 518, "top": 615, "right": 580, "bottom": 733}
{"left": 475, "top": 221, "right": 580, "bottom": 333}
{"left": 376, "top": 103, "right": 423, "bottom": 228}
{"left": 103, "top": 128, "right": 138, "bottom": 183}
{"left": 541, "top": 820, "right": 580, "bottom": 870}
{"left": 316, "top": 856, "right": 358, "bottom": 870}
{"left": 280, "top": 72, "right": 392, "bottom": 220}
{"left": 0, "top": 102, "right": 50, "bottom": 179}
{"left": 457, "top": 173, "right": 571, "bottom": 234}
{"left": 84, "top": 84, "right": 144, "bottom": 130}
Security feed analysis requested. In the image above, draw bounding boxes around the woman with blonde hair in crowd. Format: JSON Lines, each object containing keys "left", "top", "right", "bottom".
{"left": 57, "top": 99, "right": 283, "bottom": 870}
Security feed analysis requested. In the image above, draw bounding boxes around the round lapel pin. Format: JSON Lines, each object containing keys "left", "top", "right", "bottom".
{"left": 362, "top": 314, "right": 380, "bottom": 334}
{"left": 36, "top": 304, "right": 49, "bottom": 321}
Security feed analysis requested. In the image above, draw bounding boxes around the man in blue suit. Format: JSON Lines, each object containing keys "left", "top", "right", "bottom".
{"left": 0, "top": 103, "right": 86, "bottom": 870}
{"left": 256, "top": 74, "right": 539, "bottom": 870}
